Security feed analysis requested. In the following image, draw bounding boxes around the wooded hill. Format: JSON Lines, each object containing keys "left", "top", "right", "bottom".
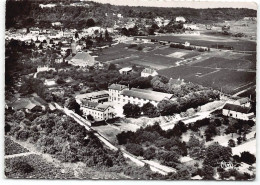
{"left": 6, "top": 0, "right": 257, "bottom": 29}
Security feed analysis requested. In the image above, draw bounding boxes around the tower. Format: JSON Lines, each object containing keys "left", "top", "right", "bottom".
{"left": 71, "top": 39, "right": 77, "bottom": 56}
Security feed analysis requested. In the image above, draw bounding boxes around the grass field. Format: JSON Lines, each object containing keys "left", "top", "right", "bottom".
{"left": 5, "top": 137, "right": 29, "bottom": 155}
{"left": 191, "top": 56, "right": 256, "bottom": 70}
{"left": 139, "top": 34, "right": 256, "bottom": 51}
{"left": 158, "top": 66, "right": 256, "bottom": 94}
{"left": 95, "top": 43, "right": 184, "bottom": 69}
{"left": 5, "top": 154, "right": 75, "bottom": 179}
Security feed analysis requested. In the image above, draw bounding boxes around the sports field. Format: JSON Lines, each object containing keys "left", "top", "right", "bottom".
{"left": 138, "top": 34, "right": 256, "bottom": 51}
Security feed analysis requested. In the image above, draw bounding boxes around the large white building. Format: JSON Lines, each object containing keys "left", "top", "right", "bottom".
{"left": 80, "top": 101, "right": 115, "bottom": 121}
{"left": 108, "top": 84, "right": 174, "bottom": 107}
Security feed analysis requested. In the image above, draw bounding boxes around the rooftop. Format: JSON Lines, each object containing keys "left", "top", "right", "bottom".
{"left": 108, "top": 84, "right": 128, "bottom": 91}
{"left": 76, "top": 90, "right": 109, "bottom": 100}
{"left": 223, "top": 103, "right": 252, "bottom": 114}
{"left": 121, "top": 88, "right": 173, "bottom": 102}
{"left": 81, "top": 100, "right": 113, "bottom": 112}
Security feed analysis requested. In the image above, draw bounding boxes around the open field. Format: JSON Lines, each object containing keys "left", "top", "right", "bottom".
{"left": 158, "top": 66, "right": 256, "bottom": 94}
{"left": 138, "top": 34, "right": 256, "bottom": 51}
{"left": 5, "top": 154, "right": 75, "bottom": 179}
{"left": 5, "top": 137, "right": 29, "bottom": 155}
{"left": 190, "top": 53, "right": 256, "bottom": 70}
{"left": 95, "top": 43, "right": 188, "bottom": 69}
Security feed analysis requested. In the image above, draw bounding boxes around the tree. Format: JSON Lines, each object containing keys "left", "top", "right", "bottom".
{"left": 86, "top": 18, "right": 95, "bottom": 27}
{"left": 75, "top": 32, "right": 79, "bottom": 39}
{"left": 157, "top": 100, "right": 180, "bottom": 116}
{"left": 87, "top": 114, "right": 94, "bottom": 121}
{"left": 143, "top": 147, "right": 156, "bottom": 160}
{"left": 12, "top": 161, "right": 34, "bottom": 174}
{"left": 225, "top": 125, "right": 237, "bottom": 138}
{"left": 66, "top": 98, "right": 82, "bottom": 116}
{"left": 141, "top": 102, "right": 159, "bottom": 117}
{"left": 228, "top": 139, "right": 236, "bottom": 147}
{"left": 202, "top": 165, "right": 215, "bottom": 180}
{"left": 123, "top": 103, "right": 141, "bottom": 117}
{"left": 108, "top": 63, "right": 117, "bottom": 70}
{"left": 125, "top": 143, "right": 144, "bottom": 156}
{"left": 151, "top": 23, "right": 159, "bottom": 30}
{"left": 105, "top": 29, "right": 110, "bottom": 41}
{"left": 203, "top": 143, "right": 232, "bottom": 167}
{"left": 204, "top": 123, "right": 217, "bottom": 141}
{"left": 237, "top": 136, "right": 242, "bottom": 145}
{"left": 240, "top": 151, "right": 256, "bottom": 165}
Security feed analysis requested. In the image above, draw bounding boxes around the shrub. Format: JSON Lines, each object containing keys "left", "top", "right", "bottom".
{"left": 125, "top": 143, "right": 144, "bottom": 156}
{"left": 240, "top": 151, "right": 256, "bottom": 165}
{"left": 12, "top": 161, "right": 34, "bottom": 174}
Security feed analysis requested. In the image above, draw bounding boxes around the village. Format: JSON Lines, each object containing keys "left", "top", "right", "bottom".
{"left": 4, "top": 0, "right": 257, "bottom": 180}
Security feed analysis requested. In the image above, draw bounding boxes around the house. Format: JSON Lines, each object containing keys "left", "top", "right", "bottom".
{"left": 222, "top": 103, "right": 254, "bottom": 121}
{"left": 108, "top": 84, "right": 128, "bottom": 102}
{"left": 6, "top": 97, "right": 46, "bottom": 112}
{"left": 175, "top": 17, "right": 186, "bottom": 23}
{"left": 75, "top": 90, "right": 109, "bottom": 104}
{"left": 80, "top": 101, "right": 115, "bottom": 121}
{"left": 168, "top": 78, "right": 185, "bottom": 86}
{"left": 60, "top": 44, "right": 71, "bottom": 55}
{"left": 141, "top": 68, "right": 158, "bottom": 77}
{"left": 119, "top": 67, "right": 132, "bottom": 75}
{"left": 183, "top": 24, "right": 198, "bottom": 30}
{"left": 30, "top": 28, "right": 40, "bottom": 35}
{"left": 52, "top": 22, "right": 62, "bottom": 27}
{"left": 67, "top": 51, "right": 96, "bottom": 67}
{"left": 55, "top": 55, "right": 63, "bottom": 63}
{"left": 44, "top": 79, "right": 56, "bottom": 86}
{"left": 184, "top": 41, "right": 190, "bottom": 47}
{"left": 108, "top": 83, "right": 174, "bottom": 106}
{"left": 37, "top": 66, "right": 56, "bottom": 73}
{"left": 226, "top": 97, "right": 251, "bottom": 107}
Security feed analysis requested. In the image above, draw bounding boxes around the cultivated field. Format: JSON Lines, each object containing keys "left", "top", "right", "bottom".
{"left": 95, "top": 43, "right": 191, "bottom": 69}
{"left": 158, "top": 66, "right": 256, "bottom": 95}
{"left": 139, "top": 34, "right": 256, "bottom": 51}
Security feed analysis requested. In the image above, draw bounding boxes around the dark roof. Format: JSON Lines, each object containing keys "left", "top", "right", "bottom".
{"left": 81, "top": 100, "right": 112, "bottom": 112}
{"left": 121, "top": 88, "right": 173, "bottom": 102}
{"left": 108, "top": 84, "right": 128, "bottom": 91}
{"left": 223, "top": 103, "right": 251, "bottom": 114}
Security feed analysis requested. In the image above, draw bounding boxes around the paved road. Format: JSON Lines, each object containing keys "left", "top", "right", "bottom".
{"left": 55, "top": 103, "right": 176, "bottom": 175}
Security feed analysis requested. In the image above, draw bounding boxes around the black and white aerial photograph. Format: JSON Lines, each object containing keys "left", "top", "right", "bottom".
{"left": 3, "top": 0, "right": 257, "bottom": 181}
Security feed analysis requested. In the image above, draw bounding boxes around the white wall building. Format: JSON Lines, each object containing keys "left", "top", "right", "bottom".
{"left": 141, "top": 68, "right": 158, "bottom": 77}
{"left": 222, "top": 103, "right": 254, "bottom": 121}
{"left": 81, "top": 101, "right": 115, "bottom": 121}
{"left": 108, "top": 84, "right": 174, "bottom": 107}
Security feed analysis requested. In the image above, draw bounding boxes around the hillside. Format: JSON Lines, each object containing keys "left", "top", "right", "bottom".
{"left": 6, "top": 0, "right": 257, "bottom": 29}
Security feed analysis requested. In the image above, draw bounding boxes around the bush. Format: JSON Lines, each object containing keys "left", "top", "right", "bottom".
{"left": 12, "top": 161, "right": 34, "bottom": 174}
{"left": 16, "top": 130, "right": 30, "bottom": 141}
{"left": 143, "top": 147, "right": 156, "bottom": 160}
{"left": 125, "top": 143, "right": 144, "bottom": 156}
{"left": 240, "top": 151, "right": 256, "bottom": 165}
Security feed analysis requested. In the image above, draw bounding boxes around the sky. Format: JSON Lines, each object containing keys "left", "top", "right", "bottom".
{"left": 85, "top": 0, "right": 258, "bottom": 10}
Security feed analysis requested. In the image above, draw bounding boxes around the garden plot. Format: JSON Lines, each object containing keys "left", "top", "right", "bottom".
{"left": 166, "top": 51, "right": 187, "bottom": 58}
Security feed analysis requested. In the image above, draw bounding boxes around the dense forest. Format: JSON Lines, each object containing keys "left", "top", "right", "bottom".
{"left": 6, "top": 0, "right": 257, "bottom": 29}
